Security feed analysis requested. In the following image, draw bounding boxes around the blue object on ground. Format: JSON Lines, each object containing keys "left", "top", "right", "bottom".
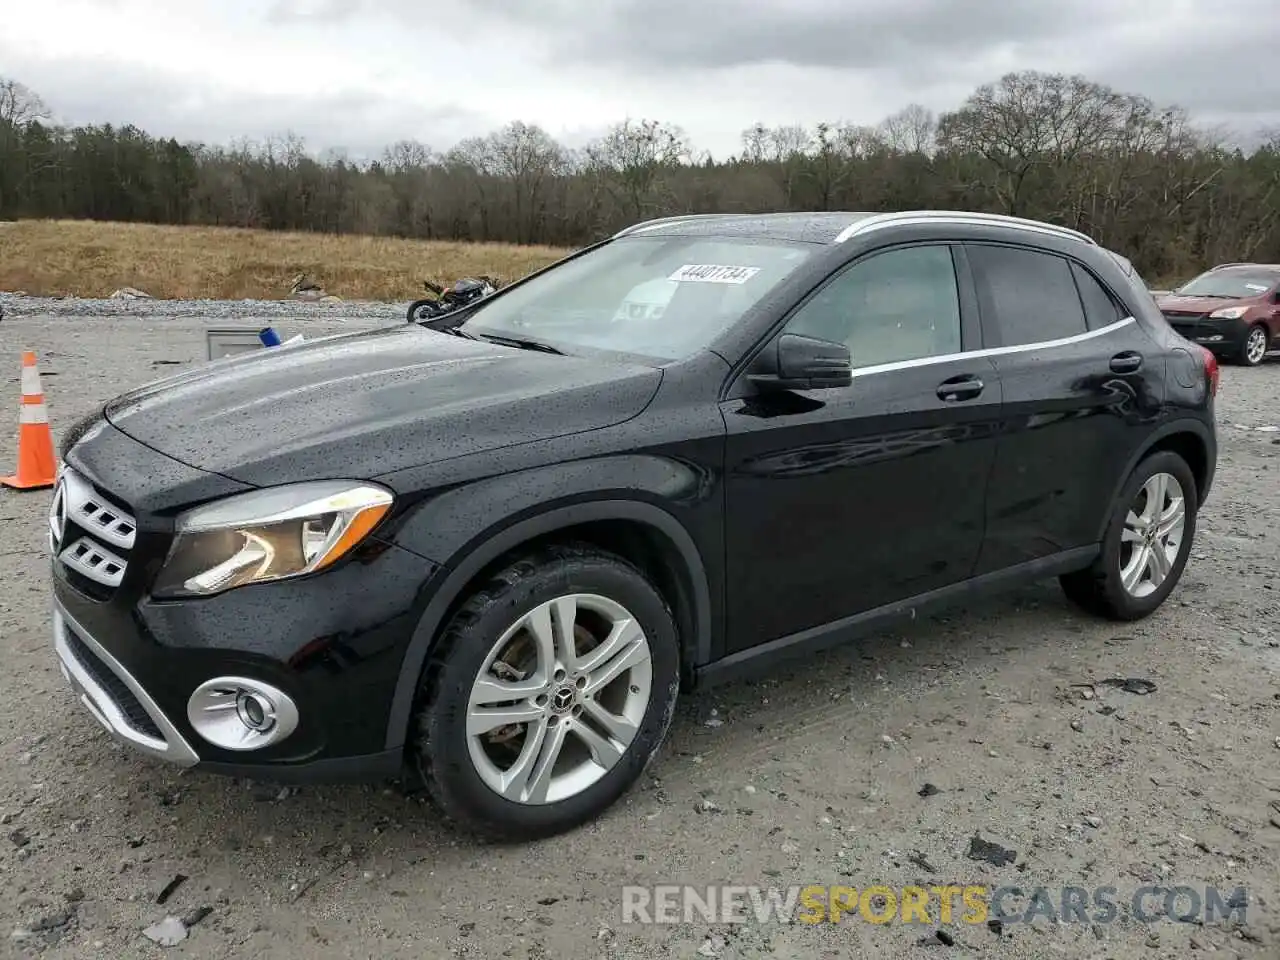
{"left": 259, "top": 327, "right": 282, "bottom": 347}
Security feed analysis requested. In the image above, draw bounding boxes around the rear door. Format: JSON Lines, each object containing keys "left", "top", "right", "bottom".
{"left": 966, "top": 242, "right": 1166, "bottom": 574}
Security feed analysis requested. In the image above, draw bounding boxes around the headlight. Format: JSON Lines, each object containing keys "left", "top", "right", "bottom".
{"left": 152, "top": 481, "right": 394, "bottom": 599}
{"left": 1208, "top": 306, "right": 1248, "bottom": 319}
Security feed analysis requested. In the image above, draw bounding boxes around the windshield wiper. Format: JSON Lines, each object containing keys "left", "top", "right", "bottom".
{"left": 474, "top": 333, "right": 565, "bottom": 355}
{"left": 443, "top": 324, "right": 485, "bottom": 340}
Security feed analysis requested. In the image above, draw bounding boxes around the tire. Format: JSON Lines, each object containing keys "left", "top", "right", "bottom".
{"left": 1059, "top": 450, "right": 1198, "bottom": 621}
{"left": 410, "top": 543, "right": 680, "bottom": 841}
{"left": 1238, "top": 323, "right": 1269, "bottom": 366}
{"left": 406, "top": 298, "right": 439, "bottom": 323}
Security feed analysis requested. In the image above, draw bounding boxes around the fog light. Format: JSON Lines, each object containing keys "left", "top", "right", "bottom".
{"left": 187, "top": 677, "right": 299, "bottom": 751}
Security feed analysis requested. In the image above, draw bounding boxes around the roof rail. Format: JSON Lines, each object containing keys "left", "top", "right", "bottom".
{"left": 612, "top": 214, "right": 721, "bottom": 239}
{"left": 835, "top": 210, "right": 1099, "bottom": 246}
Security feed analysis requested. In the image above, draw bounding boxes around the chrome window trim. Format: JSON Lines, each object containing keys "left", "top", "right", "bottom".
{"left": 846, "top": 316, "right": 1136, "bottom": 379}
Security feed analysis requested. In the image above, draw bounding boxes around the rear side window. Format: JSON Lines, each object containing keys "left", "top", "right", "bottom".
{"left": 967, "top": 244, "right": 1087, "bottom": 347}
{"left": 1070, "top": 262, "right": 1126, "bottom": 330}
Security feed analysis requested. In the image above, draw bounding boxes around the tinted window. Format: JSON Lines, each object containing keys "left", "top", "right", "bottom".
{"left": 785, "top": 244, "right": 962, "bottom": 368}
{"left": 968, "top": 245, "right": 1087, "bottom": 346}
{"left": 1070, "top": 262, "right": 1125, "bottom": 330}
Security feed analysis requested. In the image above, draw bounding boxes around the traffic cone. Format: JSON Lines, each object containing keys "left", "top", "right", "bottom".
{"left": 1, "top": 351, "right": 57, "bottom": 490}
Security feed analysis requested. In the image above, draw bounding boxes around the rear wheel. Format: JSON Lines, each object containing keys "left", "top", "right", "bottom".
{"left": 1240, "top": 323, "right": 1269, "bottom": 366}
{"left": 407, "top": 298, "right": 441, "bottom": 323}
{"left": 410, "top": 544, "right": 680, "bottom": 841}
{"left": 1060, "top": 450, "right": 1198, "bottom": 621}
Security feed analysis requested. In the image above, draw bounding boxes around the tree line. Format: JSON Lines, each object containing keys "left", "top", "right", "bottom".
{"left": 2, "top": 71, "right": 1278, "bottom": 283}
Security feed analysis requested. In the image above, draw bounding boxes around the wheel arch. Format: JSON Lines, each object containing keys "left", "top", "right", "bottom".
{"left": 1097, "top": 419, "right": 1216, "bottom": 541}
{"left": 383, "top": 500, "right": 713, "bottom": 752}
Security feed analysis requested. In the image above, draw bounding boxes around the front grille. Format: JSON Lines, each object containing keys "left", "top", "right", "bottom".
{"left": 51, "top": 467, "right": 137, "bottom": 596}
{"left": 1163, "top": 311, "right": 1207, "bottom": 321}
{"left": 63, "top": 627, "right": 164, "bottom": 741}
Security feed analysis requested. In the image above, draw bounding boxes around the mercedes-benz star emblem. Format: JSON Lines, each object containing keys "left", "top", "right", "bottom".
{"left": 48, "top": 475, "right": 67, "bottom": 552}
{"left": 551, "top": 686, "right": 575, "bottom": 712}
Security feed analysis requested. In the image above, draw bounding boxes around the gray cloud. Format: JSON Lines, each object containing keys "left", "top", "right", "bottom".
{"left": 1090, "top": 19, "right": 1280, "bottom": 121}
{"left": 0, "top": 51, "right": 495, "bottom": 159}
{"left": 259, "top": 0, "right": 1280, "bottom": 132}
{"left": 6, "top": 0, "right": 1279, "bottom": 159}
{"left": 265, "top": 0, "right": 379, "bottom": 25}
{"left": 470, "top": 0, "right": 1121, "bottom": 72}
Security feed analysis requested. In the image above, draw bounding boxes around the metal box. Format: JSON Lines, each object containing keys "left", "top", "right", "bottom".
{"left": 206, "top": 328, "right": 266, "bottom": 361}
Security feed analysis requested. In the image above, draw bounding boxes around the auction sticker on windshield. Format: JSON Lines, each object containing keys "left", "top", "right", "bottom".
{"left": 669, "top": 264, "right": 761, "bottom": 284}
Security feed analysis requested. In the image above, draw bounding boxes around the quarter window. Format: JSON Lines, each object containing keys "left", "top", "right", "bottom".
{"left": 784, "top": 244, "right": 962, "bottom": 368}
{"left": 967, "top": 244, "right": 1087, "bottom": 346}
{"left": 1070, "top": 262, "right": 1126, "bottom": 330}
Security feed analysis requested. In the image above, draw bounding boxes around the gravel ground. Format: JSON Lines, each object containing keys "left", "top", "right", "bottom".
{"left": 1, "top": 295, "right": 1278, "bottom": 960}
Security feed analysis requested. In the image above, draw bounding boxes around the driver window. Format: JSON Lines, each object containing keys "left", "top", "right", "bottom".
{"left": 785, "top": 245, "right": 963, "bottom": 368}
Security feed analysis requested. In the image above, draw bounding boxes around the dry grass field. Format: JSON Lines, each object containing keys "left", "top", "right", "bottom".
{"left": 0, "top": 219, "right": 572, "bottom": 301}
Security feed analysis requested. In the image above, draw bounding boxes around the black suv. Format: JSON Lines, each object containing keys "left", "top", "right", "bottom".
{"left": 49, "top": 210, "right": 1218, "bottom": 840}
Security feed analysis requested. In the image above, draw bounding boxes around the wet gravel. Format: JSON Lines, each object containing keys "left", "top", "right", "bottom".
{"left": 0, "top": 291, "right": 407, "bottom": 324}
{"left": 0, "top": 299, "right": 1278, "bottom": 959}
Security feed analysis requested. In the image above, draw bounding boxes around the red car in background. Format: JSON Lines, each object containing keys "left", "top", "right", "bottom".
{"left": 1156, "top": 263, "right": 1280, "bottom": 366}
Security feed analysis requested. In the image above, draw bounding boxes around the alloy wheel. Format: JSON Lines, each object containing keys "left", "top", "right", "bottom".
{"left": 1118, "top": 472, "right": 1186, "bottom": 598}
{"left": 1245, "top": 326, "right": 1268, "bottom": 365}
{"left": 465, "top": 593, "right": 653, "bottom": 805}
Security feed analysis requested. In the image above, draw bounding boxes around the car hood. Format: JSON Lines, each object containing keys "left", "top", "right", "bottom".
{"left": 104, "top": 325, "right": 662, "bottom": 487}
{"left": 1155, "top": 294, "right": 1237, "bottom": 314}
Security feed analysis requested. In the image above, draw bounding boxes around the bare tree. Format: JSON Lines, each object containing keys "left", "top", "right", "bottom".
{"left": 585, "top": 118, "right": 691, "bottom": 221}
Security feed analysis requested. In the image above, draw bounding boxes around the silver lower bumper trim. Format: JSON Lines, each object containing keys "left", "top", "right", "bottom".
{"left": 52, "top": 600, "right": 199, "bottom": 767}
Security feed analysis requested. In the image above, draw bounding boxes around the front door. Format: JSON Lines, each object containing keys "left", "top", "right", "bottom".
{"left": 720, "top": 242, "right": 1003, "bottom": 654}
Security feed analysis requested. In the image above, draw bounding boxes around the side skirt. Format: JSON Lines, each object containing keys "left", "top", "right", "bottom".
{"left": 695, "top": 545, "right": 1099, "bottom": 688}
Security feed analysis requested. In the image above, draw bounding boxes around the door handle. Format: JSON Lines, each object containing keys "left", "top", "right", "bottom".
{"left": 936, "top": 374, "right": 984, "bottom": 402}
{"left": 1109, "top": 351, "right": 1143, "bottom": 373}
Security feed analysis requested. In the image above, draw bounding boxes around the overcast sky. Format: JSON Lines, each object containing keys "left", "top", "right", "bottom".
{"left": 3, "top": 0, "right": 1277, "bottom": 160}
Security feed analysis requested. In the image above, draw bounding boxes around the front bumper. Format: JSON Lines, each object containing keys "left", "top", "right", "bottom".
{"left": 49, "top": 422, "right": 441, "bottom": 782}
{"left": 53, "top": 600, "right": 199, "bottom": 767}
{"left": 1166, "top": 316, "right": 1247, "bottom": 352}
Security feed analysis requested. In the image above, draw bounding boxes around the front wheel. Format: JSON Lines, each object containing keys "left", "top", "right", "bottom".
{"left": 1239, "top": 323, "right": 1269, "bottom": 366}
{"left": 1060, "top": 450, "right": 1198, "bottom": 621}
{"left": 410, "top": 544, "right": 681, "bottom": 841}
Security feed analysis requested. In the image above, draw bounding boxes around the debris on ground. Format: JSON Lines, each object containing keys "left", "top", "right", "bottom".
{"left": 918, "top": 783, "right": 941, "bottom": 798}
{"left": 156, "top": 874, "right": 187, "bottom": 905}
{"left": 141, "top": 917, "right": 187, "bottom": 947}
{"left": 965, "top": 834, "right": 1017, "bottom": 868}
{"left": 109, "top": 287, "right": 153, "bottom": 299}
{"left": 697, "top": 933, "right": 726, "bottom": 956}
{"left": 908, "top": 851, "right": 937, "bottom": 873}
{"left": 1097, "top": 677, "right": 1157, "bottom": 695}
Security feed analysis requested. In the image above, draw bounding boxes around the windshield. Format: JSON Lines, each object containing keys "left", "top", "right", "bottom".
{"left": 457, "top": 235, "right": 816, "bottom": 361}
{"left": 1175, "top": 271, "right": 1278, "bottom": 299}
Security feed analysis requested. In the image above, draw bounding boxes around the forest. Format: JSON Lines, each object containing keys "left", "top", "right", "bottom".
{"left": 2, "top": 70, "right": 1278, "bottom": 283}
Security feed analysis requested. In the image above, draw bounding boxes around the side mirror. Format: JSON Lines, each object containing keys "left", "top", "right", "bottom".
{"left": 749, "top": 333, "right": 852, "bottom": 391}
{"left": 1272, "top": 290, "right": 1280, "bottom": 304}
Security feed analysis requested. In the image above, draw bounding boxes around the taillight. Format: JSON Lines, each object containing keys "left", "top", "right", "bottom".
{"left": 1200, "top": 346, "right": 1219, "bottom": 397}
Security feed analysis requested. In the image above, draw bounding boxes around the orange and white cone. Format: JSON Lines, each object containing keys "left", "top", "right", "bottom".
{"left": 1, "top": 351, "right": 58, "bottom": 490}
